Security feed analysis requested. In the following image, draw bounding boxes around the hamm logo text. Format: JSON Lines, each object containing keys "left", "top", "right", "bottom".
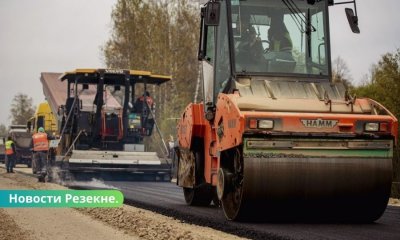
{"left": 301, "top": 119, "right": 338, "bottom": 128}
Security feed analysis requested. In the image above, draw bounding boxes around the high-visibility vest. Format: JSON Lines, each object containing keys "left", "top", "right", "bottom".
{"left": 5, "top": 140, "right": 14, "bottom": 155}
{"left": 32, "top": 132, "right": 49, "bottom": 151}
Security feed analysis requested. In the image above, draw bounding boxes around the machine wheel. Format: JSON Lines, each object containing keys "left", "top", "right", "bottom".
{"left": 192, "top": 139, "right": 205, "bottom": 184}
{"left": 183, "top": 186, "right": 213, "bottom": 206}
{"left": 182, "top": 138, "right": 213, "bottom": 206}
{"left": 221, "top": 179, "right": 244, "bottom": 220}
{"left": 219, "top": 148, "right": 245, "bottom": 220}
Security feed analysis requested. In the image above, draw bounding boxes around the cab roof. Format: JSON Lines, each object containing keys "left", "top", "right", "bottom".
{"left": 60, "top": 69, "right": 171, "bottom": 85}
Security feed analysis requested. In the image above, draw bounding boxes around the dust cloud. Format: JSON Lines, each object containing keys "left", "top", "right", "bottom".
{"left": 48, "top": 166, "right": 118, "bottom": 190}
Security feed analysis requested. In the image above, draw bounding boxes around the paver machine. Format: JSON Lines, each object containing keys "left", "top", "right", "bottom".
{"left": 175, "top": 0, "right": 398, "bottom": 221}
{"left": 52, "top": 69, "right": 171, "bottom": 180}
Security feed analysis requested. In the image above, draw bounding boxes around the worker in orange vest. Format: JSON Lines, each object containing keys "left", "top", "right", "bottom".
{"left": 134, "top": 91, "right": 154, "bottom": 113}
{"left": 31, "top": 127, "right": 50, "bottom": 182}
{"left": 5, "top": 136, "right": 16, "bottom": 173}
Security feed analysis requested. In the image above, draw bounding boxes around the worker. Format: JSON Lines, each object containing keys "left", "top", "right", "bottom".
{"left": 5, "top": 136, "right": 16, "bottom": 173}
{"left": 264, "top": 12, "right": 296, "bottom": 72}
{"left": 134, "top": 91, "right": 154, "bottom": 114}
{"left": 267, "top": 14, "right": 293, "bottom": 54}
{"left": 134, "top": 91, "right": 155, "bottom": 136}
{"left": 236, "top": 12, "right": 264, "bottom": 62}
{"left": 31, "top": 127, "right": 50, "bottom": 182}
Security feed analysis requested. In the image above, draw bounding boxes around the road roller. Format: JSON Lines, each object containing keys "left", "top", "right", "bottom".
{"left": 175, "top": 0, "right": 398, "bottom": 221}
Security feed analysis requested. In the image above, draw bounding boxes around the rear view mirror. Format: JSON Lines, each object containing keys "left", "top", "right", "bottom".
{"left": 205, "top": 2, "right": 220, "bottom": 26}
{"left": 345, "top": 8, "right": 360, "bottom": 33}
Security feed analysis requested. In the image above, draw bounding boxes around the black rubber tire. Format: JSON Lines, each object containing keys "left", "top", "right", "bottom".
{"left": 180, "top": 136, "right": 215, "bottom": 206}
{"left": 183, "top": 185, "right": 213, "bottom": 206}
{"left": 192, "top": 138, "right": 205, "bottom": 185}
{"left": 38, "top": 176, "right": 45, "bottom": 183}
{"left": 221, "top": 179, "right": 244, "bottom": 220}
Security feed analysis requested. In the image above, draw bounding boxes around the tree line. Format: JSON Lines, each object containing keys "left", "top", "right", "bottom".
{"left": 103, "top": 0, "right": 200, "bottom": 151}
{"left": 0, "top": 93, "right": 35, "bottom": 136}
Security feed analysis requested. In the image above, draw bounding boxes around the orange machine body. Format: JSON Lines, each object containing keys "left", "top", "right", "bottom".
{"left": 177, "top": 93, "right": 398, "bottom": 187}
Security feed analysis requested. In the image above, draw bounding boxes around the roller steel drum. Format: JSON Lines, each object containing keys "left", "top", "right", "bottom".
{"left": 221, "top": 157, "right": 393, "bottom": 221}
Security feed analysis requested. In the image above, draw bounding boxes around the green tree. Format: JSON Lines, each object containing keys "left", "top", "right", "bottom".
{"left": 352, "top": 49, "right": 400, "bottom": 120}
{"left": 9, "top": 93, "right": 35, "bottom": 125}
{"left": 103, "top": 0, "right": 199, "bottom": 152}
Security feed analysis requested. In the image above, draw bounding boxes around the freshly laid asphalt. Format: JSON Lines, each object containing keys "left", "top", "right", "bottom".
{"left": 102, "top": 181, "right": 400, "bottom": 240}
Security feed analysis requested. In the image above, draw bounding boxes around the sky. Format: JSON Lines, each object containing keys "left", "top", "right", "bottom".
{"left": 329, "top": 0, "right": 400, "bottom": 82}
{"left": 0, "top": 0, "right": 399, "bottom": 126}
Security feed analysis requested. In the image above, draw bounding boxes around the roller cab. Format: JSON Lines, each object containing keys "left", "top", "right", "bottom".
{"left": 175, "top": 0, "right": 398, "bottom": 221}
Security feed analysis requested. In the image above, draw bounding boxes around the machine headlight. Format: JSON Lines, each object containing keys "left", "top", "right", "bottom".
{"left": 258, "top": 120, "right": 274, "bottom": 129}
{"left": 365, "top": 122, "right": 379, "bottom": 132}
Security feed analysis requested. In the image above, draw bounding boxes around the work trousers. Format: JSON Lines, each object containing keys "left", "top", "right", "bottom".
{"left": 33, "top": 151, "right": 48, "bottom": 175}
{"left": 5, "top": 154, "right": 16, "bottom": 172}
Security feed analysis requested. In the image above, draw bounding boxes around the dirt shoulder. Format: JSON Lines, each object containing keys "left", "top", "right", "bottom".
{"left": 0, "top": 167, "right": 244, "bottom": 240}
{"left": 0, "top": 170, "right": 135, "bottom": 240}
{"left": 0, "top": 208, "right": 30, "bottom": 240}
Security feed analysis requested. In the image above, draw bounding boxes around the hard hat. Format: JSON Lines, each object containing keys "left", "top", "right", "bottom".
{"left": 38, "top": 127, "right": 45, "bottom": 133}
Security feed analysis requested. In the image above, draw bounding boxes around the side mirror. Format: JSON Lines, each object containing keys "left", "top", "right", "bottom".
{"left": 345, "top": 8, "right": 360, "bottom": 33}
{"left": 205, "top": 2, "right": 220, "bottom": 26}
